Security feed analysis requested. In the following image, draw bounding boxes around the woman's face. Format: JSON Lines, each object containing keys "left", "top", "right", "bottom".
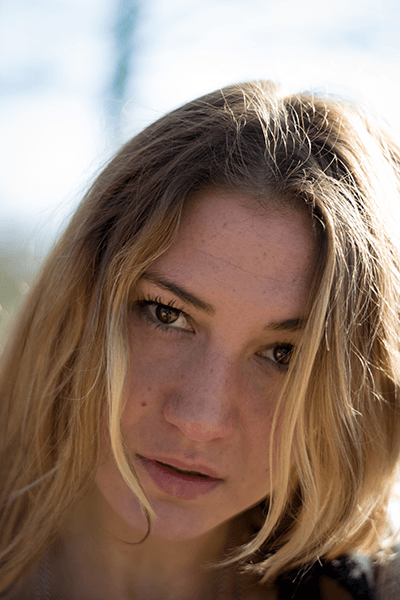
{"left": 95, "top": 190, "right": 316, "bottom": 542}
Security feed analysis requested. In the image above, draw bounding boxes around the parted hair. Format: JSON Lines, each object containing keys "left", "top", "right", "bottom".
{"left": 1, "top": 80, "right": 400, "bottom": 592}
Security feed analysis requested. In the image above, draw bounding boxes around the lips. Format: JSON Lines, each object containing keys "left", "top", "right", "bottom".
{"left": 135, "top": 454, "right": 223, "bottom": 500}
{"left": 153, "top": 460, "right": 209, "bottom": 478}
{"left": 136, "top": 454, "right": 223, "bottom": 480}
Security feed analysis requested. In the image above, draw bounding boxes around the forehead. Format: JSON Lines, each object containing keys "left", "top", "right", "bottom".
{"left": 148, "top": 190, "right": 317, "bottom": 315}
{"left": 181, "top": 191, "right": 314, "bottom": 278}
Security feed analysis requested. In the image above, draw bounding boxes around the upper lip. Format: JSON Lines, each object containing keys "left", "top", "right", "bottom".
{"left": 136, "top": 454, "right": 224, "bottom": 480}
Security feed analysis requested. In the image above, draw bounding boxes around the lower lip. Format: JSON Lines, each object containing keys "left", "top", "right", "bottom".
{"left": 137, "top": 456, "right": 222, "bottom": 500}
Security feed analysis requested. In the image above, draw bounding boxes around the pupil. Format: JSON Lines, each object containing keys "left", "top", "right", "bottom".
{"left": 274, "top": 346, "right": 292, "bottom": 364}
{"left": 156, "top": 305, "right": 178, "bottom": 324}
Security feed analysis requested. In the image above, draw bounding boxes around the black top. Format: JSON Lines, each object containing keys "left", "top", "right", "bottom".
{"left": 276, "top": 554, "right": 377, "bottom": 599}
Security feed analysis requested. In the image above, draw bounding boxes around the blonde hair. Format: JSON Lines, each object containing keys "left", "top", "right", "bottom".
{"left": 1, "top": 80, "right": 400, "bottom": 591}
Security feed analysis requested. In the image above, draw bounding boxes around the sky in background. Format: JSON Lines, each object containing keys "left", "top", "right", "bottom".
{"left": 1, "top": 0, "right": 400, "bottom": 252}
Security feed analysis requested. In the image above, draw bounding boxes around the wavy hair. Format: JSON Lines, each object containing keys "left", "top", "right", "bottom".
{"left": 1, "top": 80, "right": 400, "bottom": 591}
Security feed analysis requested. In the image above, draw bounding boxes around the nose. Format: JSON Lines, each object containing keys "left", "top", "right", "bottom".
{"left": 162, "top": 349, "right": 238, "bottom": 442}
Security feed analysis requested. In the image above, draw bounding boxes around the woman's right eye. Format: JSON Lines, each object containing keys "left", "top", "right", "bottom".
{"left": 136, "top": 300, "right": 192, "bottom": 333}
{"left": 148, "top": 302, "right": 189, "bottom": 329}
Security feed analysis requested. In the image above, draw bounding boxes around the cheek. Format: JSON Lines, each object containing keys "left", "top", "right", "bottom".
{"left": 241, "top": 371, "right": 284, "bottom": 429}
{"left": 94, "top": 410, "right": 150, "bottom": 536}
{"left": 242, "top": 395, "right": 292, "bottom": 474}
{"left": 123, "top": 339, "right": 179, "bottom": 408}
{"left": 94, "top": 453, "right": 149, "bottom": 537}
{"left": 121, "top": 339, "right": 188, "bottom": 432}
{"left": 121, "top": 368, "right": 160, "bottom": 431}
{"left": 122, "top": 346, "right": 161, "bottom": 415}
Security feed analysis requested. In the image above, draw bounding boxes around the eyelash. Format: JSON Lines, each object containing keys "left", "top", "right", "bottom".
{"left": 133, "top": 295, "right": 294, "bottom": 372}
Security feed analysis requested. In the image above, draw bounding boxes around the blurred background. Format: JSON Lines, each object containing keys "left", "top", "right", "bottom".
{"left": 1, "top": 0, "right": 400, "bottom": 344}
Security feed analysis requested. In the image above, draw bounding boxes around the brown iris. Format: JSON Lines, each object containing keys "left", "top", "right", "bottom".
{"left": 274, "top": 345, "right": 293, "bottom": 365}
{"left": 155, "top": 305, "right": 180, "bottom": 324}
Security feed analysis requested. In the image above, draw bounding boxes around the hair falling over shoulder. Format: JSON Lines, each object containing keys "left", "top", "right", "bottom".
{"left": 1, "top": 80, "right": 400, "bottom": 592}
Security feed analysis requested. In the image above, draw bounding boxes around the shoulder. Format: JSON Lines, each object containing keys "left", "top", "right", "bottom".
{"left": 317, "top": 548, "right": 400, "bottom": 600}
{"left": 321, "top": 554, "right": 376, "bottom": 599}
{"left": 374, "top": 542, "right": 400, "bottom": 600}
{"left": 276, "top": 553, "right": 378, "bottom": 600}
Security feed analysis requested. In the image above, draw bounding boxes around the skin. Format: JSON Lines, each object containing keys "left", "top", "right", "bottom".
{"left": 29, "top": 190, "right": 317, "bottom": 600}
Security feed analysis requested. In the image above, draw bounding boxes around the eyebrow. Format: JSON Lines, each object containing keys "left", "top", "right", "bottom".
{"left": 268, "top": 318, "right": 304, "bottom": 332}
{"left": 141, "top": 271, "right": 215, "bottom": 315}
{"left": 140, "top": 271, "right": 305, "bottom": 332}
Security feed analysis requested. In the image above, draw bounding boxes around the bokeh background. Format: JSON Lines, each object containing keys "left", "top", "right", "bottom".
{"left": 1, "top": 0, "right": 400, "bottom": 344}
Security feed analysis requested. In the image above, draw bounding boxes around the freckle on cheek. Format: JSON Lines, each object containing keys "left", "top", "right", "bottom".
{"left": 141, "top": 402, "right": 147, "bottom": 407}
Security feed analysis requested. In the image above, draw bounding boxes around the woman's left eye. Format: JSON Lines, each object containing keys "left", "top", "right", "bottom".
{"left": 260, "top": 344, "right": 294, "bottom": 370}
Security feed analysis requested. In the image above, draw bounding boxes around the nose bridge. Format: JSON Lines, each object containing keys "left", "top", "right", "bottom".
{"left": 162, "top": 345, "right": 238, "bottom": 441}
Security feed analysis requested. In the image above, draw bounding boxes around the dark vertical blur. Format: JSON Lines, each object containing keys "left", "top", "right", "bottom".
{"left": 106, "top": 0, "right": 141, "bottom": 137}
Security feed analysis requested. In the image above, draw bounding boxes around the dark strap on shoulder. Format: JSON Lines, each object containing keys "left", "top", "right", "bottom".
{"left": 322, "top": 555, "right": 376, "bottom": 599}
{"left": 276, "top": 561, "right": 323, "bottom": 599}
{"left": 276, "top": 555, "right": 376, "bottom": 599}
{"left": 374, "top": 541, "right": 400, "bottom": 600}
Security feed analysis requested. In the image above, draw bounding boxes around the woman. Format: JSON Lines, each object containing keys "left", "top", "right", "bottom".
{"left": 1, "top": 80, "right": 400, "bottom": 599}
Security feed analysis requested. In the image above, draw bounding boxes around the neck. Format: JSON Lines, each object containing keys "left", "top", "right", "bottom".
{"left": 52, "top": 486, "right": 247, "bottom": 600}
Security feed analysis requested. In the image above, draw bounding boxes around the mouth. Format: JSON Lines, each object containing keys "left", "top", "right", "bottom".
{"left": 136, "top": 454, "right": 222, "bottom": 479}
{"left": 135, "top": 454, "right": 223, "bottom": 500}
{"left": 151, "top": 459, "right": 211, "bottom": 478}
